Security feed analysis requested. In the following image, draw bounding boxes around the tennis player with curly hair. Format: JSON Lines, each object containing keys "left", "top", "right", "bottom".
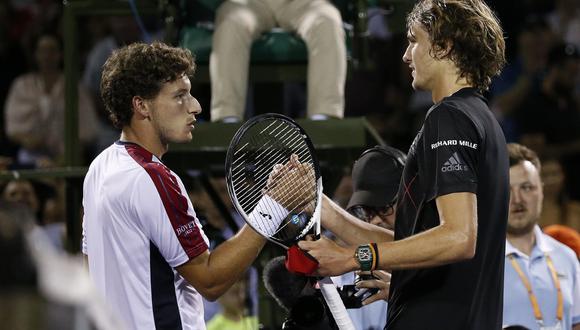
{"left": 82, "top": 42, "right": 310, "bottom": 330}
{"left": 299, "top": 1, "right": 510, "bottom": 329}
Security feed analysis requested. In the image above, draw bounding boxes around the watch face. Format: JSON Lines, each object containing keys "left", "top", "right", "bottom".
{"left": 358, "top": 246, "right": 372, "bottom": 261}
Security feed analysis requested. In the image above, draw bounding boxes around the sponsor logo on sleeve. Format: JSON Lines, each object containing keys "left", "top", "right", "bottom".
{"left": 441, "top": 152, "right": 469, "bottom": 172}
{"left": 431, "top": 139, "right": 477, "bottom": 150}
{"left": 176, "top": 221, "right": 196, "bottom": 236}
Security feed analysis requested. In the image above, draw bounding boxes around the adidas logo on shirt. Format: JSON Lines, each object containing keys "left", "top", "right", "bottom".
{"left": 441, "top": 152, "right": 469, "bottom": 172}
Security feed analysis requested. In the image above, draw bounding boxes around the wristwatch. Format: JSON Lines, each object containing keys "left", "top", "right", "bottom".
{"left": 355, "top": 244, "right": 373, "bottom": 271}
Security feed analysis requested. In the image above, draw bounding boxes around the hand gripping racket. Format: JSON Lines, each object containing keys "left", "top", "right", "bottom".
{"left": 225, "top": 113, "right": 354, "bottom": 330}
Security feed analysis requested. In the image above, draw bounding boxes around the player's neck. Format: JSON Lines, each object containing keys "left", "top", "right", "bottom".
{"left": 120, "top": 127, "right": 167, "bottom": 159}
{"left": 431, "top": 73, "right": 472, "bottom": 104}
{"left": 507, "top": 230, "right": 536, "bottom": 256}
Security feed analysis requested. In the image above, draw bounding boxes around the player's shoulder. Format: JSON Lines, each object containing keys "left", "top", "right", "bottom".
{"left": 87, "top": 143, "right": 154, "bottom": 183}
{"left": 86, "top": 144, "right": 113, "bottom": 177}
{"left": 114, "top": 141, "right": 174, "bottom": 176}
{"left": 426, "top": 99, "right": 478, "bottom": 131}
{"left": 439, "top": 87, "right": 487, "bottom": 109}
{"left": 428, "top": 88, "right": 493, "bottom": 130}
{"left": 89, "top": 142, "right": 179, "bottom": 185}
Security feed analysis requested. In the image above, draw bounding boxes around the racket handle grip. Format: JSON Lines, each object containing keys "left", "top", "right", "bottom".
{"left": 285, "top": 245, "right": 318, "bottom": 275}
{"left": 318, "top": 277, "right": 355, "bottom": 330}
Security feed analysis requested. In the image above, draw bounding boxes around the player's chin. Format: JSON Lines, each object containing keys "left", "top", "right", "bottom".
{"left": 411, "top": 79, "right": 423, "bottom": 91}
{"left": 172, "top": 132, "right": 193, "bottom": 143}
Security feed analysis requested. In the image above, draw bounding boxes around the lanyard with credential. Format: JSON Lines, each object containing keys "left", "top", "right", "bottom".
{"left": 508, "top": 254, "right": 564, "bottom": 324}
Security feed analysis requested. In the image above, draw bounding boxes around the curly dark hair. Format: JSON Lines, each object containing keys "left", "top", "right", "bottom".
{"left": 507, "top": 143, "right": 541, "bottom": 172}
{"left": 100, "top": 42, "right": 195, "bottom": 129}
{"left": 407, "top": 0, "right": 506, "bottom": 91}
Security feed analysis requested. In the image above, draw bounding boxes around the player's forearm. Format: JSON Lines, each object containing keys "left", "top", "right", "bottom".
{"left": 376, "top": 194, "right": 477, "bottom": 270}
{"left": 332, "top": 223, "right": 476, "bottom": 276}
{"left": 211, "top": 225, "right": 265, "bottom": 275}
{"left": 322, "top": 194, "right": 393, "bottom": 245}
{"left": 191, "top": 225, "right": 266, "bottom": 300}
{"left": 376, "top": 223, "right": 476, "bottom": 270}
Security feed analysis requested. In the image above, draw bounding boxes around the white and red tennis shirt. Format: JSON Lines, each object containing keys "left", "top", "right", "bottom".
{"left": 82, "top": 141, "right": 209, "bottom": 330}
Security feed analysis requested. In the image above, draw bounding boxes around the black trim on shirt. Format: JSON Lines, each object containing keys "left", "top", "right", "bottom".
{"left": 150, "top": 242, "right": 183, "bottom": 330}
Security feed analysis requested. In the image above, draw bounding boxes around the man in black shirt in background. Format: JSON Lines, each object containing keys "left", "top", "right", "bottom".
{"left": 299, "top": 0, "right": 509, "bottom": 329}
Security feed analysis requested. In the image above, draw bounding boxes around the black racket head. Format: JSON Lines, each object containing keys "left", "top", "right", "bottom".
{"left": 225, "top": 113, "right": 322, "bottom": 248}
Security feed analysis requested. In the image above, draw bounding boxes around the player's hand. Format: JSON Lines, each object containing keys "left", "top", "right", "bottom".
{"left": 297, "top": 236, "right": 356, "bottom": 277}
{"left": 356, "top": 270, "right": 391, "bottom": 305}
{"left": 266, "top": 154, "right": 315, "bottom": 211}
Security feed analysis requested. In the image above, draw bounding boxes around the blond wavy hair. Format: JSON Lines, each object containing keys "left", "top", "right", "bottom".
{"left": 407, "top": 0, "right": 506, "bottom": 91}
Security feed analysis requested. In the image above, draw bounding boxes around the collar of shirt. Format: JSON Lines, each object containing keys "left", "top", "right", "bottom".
{"left": 505, "top": 225, "right": 555, "bottom": 260}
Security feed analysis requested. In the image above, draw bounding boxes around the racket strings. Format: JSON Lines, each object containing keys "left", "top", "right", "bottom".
{"left": 232, "top": 148, "right": 311, "bottom": 208}
{"left": 231, "top": 123, "right": 310, "bottom": 206}
{"left": 237, "top": 159, "right": 315, "bottom": 230}
{"left": 230, "top": 125, "right": 307, "bottom": 181}
{"left": 232, "top": 120, "right": 287, "bottom": 160}
{"left": 230, "top": 122, "right": 298, "bottom": 177}
{"left": 234, "top": 152, "right": 313, "bottom": 213}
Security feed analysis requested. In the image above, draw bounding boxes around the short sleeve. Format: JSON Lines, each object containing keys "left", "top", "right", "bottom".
{"left": 420, "top": 105, "right": 481, "bottom": 202}
{"left": 133, "top": 165, "right": 208, "bottom": 268}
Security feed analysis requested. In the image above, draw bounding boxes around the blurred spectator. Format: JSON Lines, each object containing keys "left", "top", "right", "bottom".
{"left": 490, "top": 17, "right": 554, "bottom": 141}
{"left": 0, "top": 200, "right": 43, "bottom": 330}
{"left": 0, "top": 2, "right": 28, "bottom": 127}
{"left": 1, "top": 178, "right": 66, "bottom": 250}
{"left": 206, "top": 273, "right": 258, "bottom": 330}
{"left": 0, "top": 0, "right": 60, "bottom": 58}
{"left": 0, "top": 200, "right": 124, "bottom": 330}
{"left": 82, "top": 17, "right": 142, "bottom": 96}
{"left": 0, "top": 2, "right": 28, "bottom": 171}
{"left": 4, "top": 32, "right": 98, "bottom": 168}
{"left": 1, "top": 179, "right": 40, "bottom": 218}
{"left": 539, "top": 158, "right": 580, "bottom": 230}
{"left": 546, "top": 0, "right": 580, "bottom": 48}
{"left": 516, "top": 43, "right": 580, "bottom": 202}
{"left": 543, "top": 224, "right": 580, "bottom": 260}
{"left": 209, "top": 0, "right": 346, "bottom": 122}
{"left": 545, "top": 0, "right": 580, "bottom": 99}
{"left": 39, "top": 189, "right": 66, "bottom": 251}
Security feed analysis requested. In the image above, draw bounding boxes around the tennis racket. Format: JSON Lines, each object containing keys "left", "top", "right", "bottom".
{"left": 225, "top": 113, "right": 354, "bottom": 330}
